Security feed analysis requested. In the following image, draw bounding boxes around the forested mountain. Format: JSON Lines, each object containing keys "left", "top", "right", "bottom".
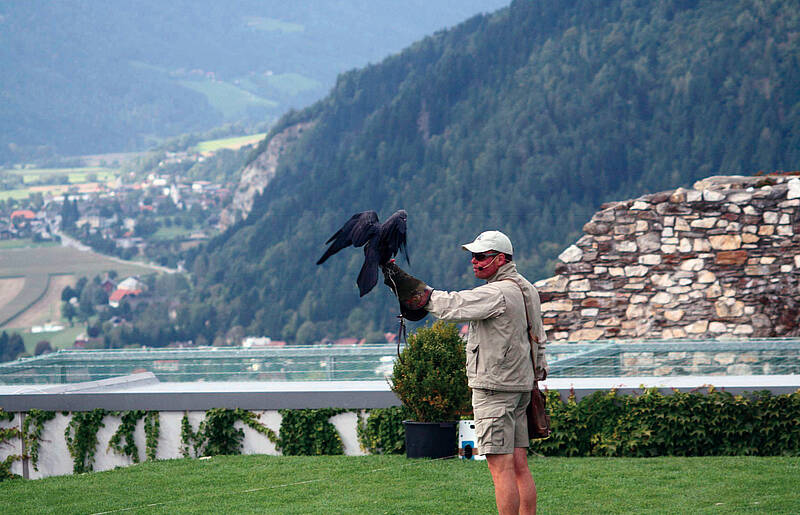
{"left": 0, "top": 0, "right": 507, "bottom": 163}
{"left": 167, "top": 0, "right": 799, "bottom": 345}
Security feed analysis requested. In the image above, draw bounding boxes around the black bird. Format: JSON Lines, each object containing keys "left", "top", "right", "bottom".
{"left": 317, "top": 210, "right": 409, "bottom": 296}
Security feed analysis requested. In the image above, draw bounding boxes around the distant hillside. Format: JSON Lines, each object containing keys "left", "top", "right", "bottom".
{"left": 0, "top": 0, "right": 508, "bottom": 163}
{"left": 173, "top": 0, "right": 799, "bottom": 345}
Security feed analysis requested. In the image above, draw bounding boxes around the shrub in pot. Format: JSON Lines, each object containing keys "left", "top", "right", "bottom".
{"left": 390, "top": 320, "right": 471, "bottom": 458}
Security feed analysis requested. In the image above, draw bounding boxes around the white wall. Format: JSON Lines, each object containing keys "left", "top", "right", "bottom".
{"left": 0, "top": 410, "right": 366, "bottom": 480}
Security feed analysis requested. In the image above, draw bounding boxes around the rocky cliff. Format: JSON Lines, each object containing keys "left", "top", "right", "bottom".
{"left": 535, "top": 174, "right": 800, "bottom": 342}
{"left": 219, "top": 121, "right": 314, "bottom": 229}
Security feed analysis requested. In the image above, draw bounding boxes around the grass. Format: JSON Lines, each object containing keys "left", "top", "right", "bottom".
{"left": 0, "top": 188, "right": 34, "bottom": 201}
{"left": 0, "top": 239, "right": 59, "bottom": 250}
{"left": 0, "top": 246, "right": 157, "bottom": 331}
{"left": 16, "top": 324, "right": 84, "bottom": 353}
{"left": 0, "top": 246, "right": 155, "bottom": 279}
{"left": 1, "top": 166, "right": 118, "bottom": 185}
{"left": 264, "top": 72, "right": 321, "bottom": 95}
{"left": 0, "top": 455, "right": 797, "bottom": 514}
{"left": 179, "top": 79, "right": 277, "bottom": 119}
{"left": 193, "top": 133, "right": 266, "bottom": 153}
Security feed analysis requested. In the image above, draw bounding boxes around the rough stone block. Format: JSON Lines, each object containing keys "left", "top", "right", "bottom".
{"left": 679, "top": 258, "right": 705, "bottom": 271}
{"left": 703, "top": 189, "right": 726, "bottom": 202}
{"left": 558, "top": 245, "right": 583, "bottom": 263}
{"left": 583, "top": 221, "right": 610, "bottom": 235}
{"left": 639, "top": 254, "right": 662, "bottom": 265}
{"left": 691, "top": 217, "right": 717, "bottom": 228}
{"left": 788, "top": 178, "right": 800, "bottom": 199}
{"left": 709, "top": 321, "right": 727, "bottom": 332}
{"left": 624, "top": 265, "right": 649, "bottom": 277}
{"left": 570, "top": 328, "right": 605, "bottom": 341}
{"left": 697, "top": 270, "right": 716, "bottom": 283}
{"left": 569, "top": 279, "right": 591, "bottom": 291}
{"left": 541, "top": 300, "right": 573, "bottom": 312}
{"left": 715, "top": 298, "right": 744, "bottom": 317}
{"left": 709, "top": 234, "right": 742, "bottom": 250}
{"left": 664, "top": 309, "right": 685, "bottom": 321}
{"left": 686, "top": 320, "right": 709, "bottom": 333}
{"left": 715, "top": 250, "right": 748, "bottom": 265}
{"left": 763, "top": 211, "right": 779, "bottom": 224}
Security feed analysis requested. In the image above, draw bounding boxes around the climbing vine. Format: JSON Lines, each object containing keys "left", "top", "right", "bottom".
{"left": 272, "top": 409, "right": 345, "bottom": 456}
{"left": 0, "top": 409, "right": 21, "bottom": 481}
{"left": 181, "top": 409, "right": 271, "bottom": 457}
{"left": 64, "top": 409, "right": 107, "bottom": 474}
{"left": 22, "top": 409, "right": 56, "bottom": 471}
{"left": 180, "top": 412, "right": 197, "bottom": 458}
{"left": 144, "top": 411, "right": 160, "bottom": 461}
{"left": 108, "top": 411, "right": 146, "bottom": 463}
{"left": 357, "top": 407, "right": 406, "bottom": 455}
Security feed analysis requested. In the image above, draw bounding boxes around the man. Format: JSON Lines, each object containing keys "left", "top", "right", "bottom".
{"left": 383, "top": 230, "right": 547, "bottom": 515}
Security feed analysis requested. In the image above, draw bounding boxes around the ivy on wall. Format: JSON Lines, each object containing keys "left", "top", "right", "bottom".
{"left": 357, "top": 407, "right": 406, "bottom": 455}
{"left": 181, "top": 408, "right": 272, "bottom": 457}
{"left": 356, "top": 389, "right": 800, "bottom": 458}
{"left": 64, "top": 409, "right": 107, "bottom": 474}
{"left": 144, "top": 411, "right": 160, "bottom": 461}
{"left": 271, "top": 409, "right": 345, "bottom": 456}
{"left": 108, "top": 411, "right": 160, "bottom": 463}
{"left": 532, "top": 388, "right": 800, "bottom": 457}
{"left": 0, "top": 409, "right": 21, "bottom": 480}
{"left": 22, "top": 409, "right": 56, "bottom": 471}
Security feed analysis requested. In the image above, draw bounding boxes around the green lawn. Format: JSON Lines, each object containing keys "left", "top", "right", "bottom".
{"left": 16, "top": 325, "right": 84, "bottom": 354}
{"left": 1, "top": 455, "right": 797, "bottom": 514}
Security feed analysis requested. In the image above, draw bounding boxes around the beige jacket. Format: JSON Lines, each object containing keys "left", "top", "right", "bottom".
{"left": 426, "top": 262, "right": 548, "bottom": 392}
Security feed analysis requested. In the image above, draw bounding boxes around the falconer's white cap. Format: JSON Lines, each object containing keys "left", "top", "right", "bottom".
{"left": 462, "top": 230, "right": 513, "bottom": 255}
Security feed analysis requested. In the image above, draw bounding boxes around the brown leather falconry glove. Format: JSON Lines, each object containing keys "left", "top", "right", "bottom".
{"left": 382, "top": 261, "right": 432, "bottom": 321}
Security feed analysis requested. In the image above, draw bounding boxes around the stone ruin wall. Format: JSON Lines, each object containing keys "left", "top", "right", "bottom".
{"left": 534, "top": 174, "right": 800, "bottom": 345}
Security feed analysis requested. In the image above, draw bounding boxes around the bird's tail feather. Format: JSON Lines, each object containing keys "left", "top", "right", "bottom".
{"left": 357, "top": 259, "right": 378, "bottom": 297}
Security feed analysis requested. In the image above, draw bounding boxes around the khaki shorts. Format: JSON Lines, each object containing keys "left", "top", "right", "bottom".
{"left": 472, "top": 388, "right": 531, "bottom": 455}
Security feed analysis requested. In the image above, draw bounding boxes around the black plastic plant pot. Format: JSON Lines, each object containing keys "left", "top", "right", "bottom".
{"left": 403, "top": 420, "right": 458, "bottom": 459}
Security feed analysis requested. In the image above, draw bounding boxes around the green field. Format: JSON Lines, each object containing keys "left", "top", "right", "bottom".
{"left": 264, "top": 72, "right": 321, "bottom": 95}
{"left": 0, "top": 188, "right": 35, "bottom": 201}
{"left": 0, "top": 455, "right": 797, "bottom": 514}
{"left": 0, "top": 239, "right": 59, "bottom": 250}
{"left": 0, "top": 246, "right": 158, "bottom": 330}
{"left": 194, "top": 133, "right": 267, "bottom": 153}
{"left": 2, "top": 166, "right": 117, "bottom": 184}
{"left": 180, "top": 79, "right": 278, "bottom": 119}
{"left": 0, "top": 246, "right": 154, "bottom": 281}
{"left": 17, "top": 325, "right": 84, "bottom": 354}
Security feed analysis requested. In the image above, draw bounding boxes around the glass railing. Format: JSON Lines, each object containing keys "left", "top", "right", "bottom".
{"left": 1, "top": 338, "right": 798, "bottom": 385}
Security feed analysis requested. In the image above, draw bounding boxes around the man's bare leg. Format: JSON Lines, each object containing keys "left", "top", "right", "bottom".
{"left": 486, "top": 453, "right": 519, "bottom": 515}
{"left": 513, "top": 447, "right": 536, "bottom": 514}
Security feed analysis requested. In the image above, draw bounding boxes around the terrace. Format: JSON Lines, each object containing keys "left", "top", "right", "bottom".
{"left": 1, "top": 338, "right": 798, "bottom": 479}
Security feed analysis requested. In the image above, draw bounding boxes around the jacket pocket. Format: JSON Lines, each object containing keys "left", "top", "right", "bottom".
{"left": 466, "top": 341, "right": 479, "bottom": 377}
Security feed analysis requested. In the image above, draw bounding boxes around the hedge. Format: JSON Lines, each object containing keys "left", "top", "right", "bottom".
{"left": 358, "top": 388, "right": 800, "bottom": 457}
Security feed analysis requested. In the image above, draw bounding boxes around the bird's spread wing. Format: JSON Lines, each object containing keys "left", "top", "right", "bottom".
{"left": 316, "top": 211, "right": 380, "bottom": 265}
{"left": 379, "top": 210, "right": 409, "bottom": 265}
